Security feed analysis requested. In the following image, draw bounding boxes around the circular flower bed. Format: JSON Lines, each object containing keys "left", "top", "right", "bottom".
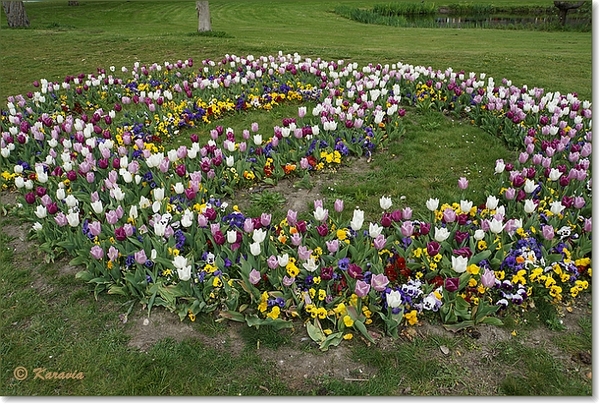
{"left": 0, "top": 52, "right": 592, "bottom": 350}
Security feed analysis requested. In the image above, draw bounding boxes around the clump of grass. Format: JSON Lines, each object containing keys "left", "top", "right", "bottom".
{"left": 187, "top": 30, "right": 232, "bottom": 38}
{"left": 372, "top": 2, "right": 437, "bottom": 16}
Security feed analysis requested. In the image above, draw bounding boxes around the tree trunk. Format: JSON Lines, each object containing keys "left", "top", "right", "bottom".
{"left": 2, "top": 1, "right": 30, "bottom": 28}
{"left": 196, "top": 1, "right": 211, "bottom": 32}
{"left": 554, "top": 1, "right": 585, "bottom": 26}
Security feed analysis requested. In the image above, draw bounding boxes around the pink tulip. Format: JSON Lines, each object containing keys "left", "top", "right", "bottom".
{"left": 370, "top": 274, "right": 389, "bottom": 292}
{"left": 355, "top": 280, "right": 371, "bottom": 297}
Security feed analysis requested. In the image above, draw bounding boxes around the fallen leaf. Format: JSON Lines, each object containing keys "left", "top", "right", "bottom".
{"left": 440, "top": 345, "right": 450, "bottom": 355}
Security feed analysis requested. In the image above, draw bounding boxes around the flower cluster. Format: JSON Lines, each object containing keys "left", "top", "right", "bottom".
{"left": 0, "top": 52, "right": 591, "bottom": 349}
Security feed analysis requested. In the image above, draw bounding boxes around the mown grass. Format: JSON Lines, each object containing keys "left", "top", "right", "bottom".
{"left": 0, "top": 0, "right": 593, "bottom": 397}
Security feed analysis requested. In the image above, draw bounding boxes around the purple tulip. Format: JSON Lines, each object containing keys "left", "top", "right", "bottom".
{"left": 197, "top": 214, "right": 208, "bottom": 227}
{"left": 54, "top": 212, "right": 68, "bottom": 227}
{"left": 443, "top": 208, "right": 456, "bottom": 223}
{"left": 106, "top": 210, "right": 119, "bottom": 225}
{"left": 115, "top": 227, "right": 127, "bottom": 241}
{"left": 248, "top": 269, "right": 261, "bottom": 285}
{"left": 47, "top": 202, "right": 59, "bottom": 215}
{"left": 541, "top": 225, "right": 555, "bottom": 241}
{"left": 317, "top": 223, "right": 328, "bottom": 237}
{"left": 282, "top": 275, "right": 295, "bottom": 287}
{"left": 267, "top": 255, "right": 278, "bottom": 269}
{"left": 286, "top": 209, "right": 298, "bottom": 226}
{"left": 445, "top": 277, "right": 460, "bottom": 292}
{"left": 334, "top": 199, "right": 344, "bottom": 212}
{"left": 354, "top": 279, "right": 371, "bottom": 297}
{"left": 348, "top": 263, "right": 363, "bottom": 279}
{"left": 584, "top": 218, "right": 592, "bottom": 232}
{"left": 419, "top": 222, "right": 431, "bottom": 236}
{"left": 401, "top": 207, "right": 413, "bottom": 220}
{"left": 90, "top": 245, "right": 104, "bottom": 260}
{"left": 320, "top": 266, "right": 334, "bottom": 281}
{"left": 25, "top": 192, "right": 36, "bottom": 204}
{"left": 107, "top": 246, "right": 119, "bottom": 261}
{"left": 134, "top": 250, "right": 147, "bottom": 265}
{"left": 373, "top": 234, "right": 386, "bottom": 250}
{"left": 260, "top": 213, "right": 271, "bottom": 227}
{"left": 481, "top": 269, "right": 496, "bottom": 288}
{"left": 88, "top": 221, "right": 102, "bottom": 236}
{"left": 458, "top": 177, "right": 469, "bottom": 190}
{"left": 370, "top": 274, "right": 389, "bottom": 292}
{"left": 175, "top": 164, "right": 187, "bottom": 177}
{"left": 400, "top": 221, "right": 414, "bottom": 237}
{"left": 426, "top": 241, "right": 440, "bottom": 257}
{"left": 390, "top": 209, "right": 402, "bottom": 222}
{"left": 184, "top": 188, "right": 196, "bottom": 201}
{"left": 326, "top": 239, "right": 339, "bottom": 253}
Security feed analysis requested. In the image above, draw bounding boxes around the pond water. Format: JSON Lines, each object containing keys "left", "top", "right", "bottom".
{"left": 406, "top": 14, "right": 590, "bottom": 29}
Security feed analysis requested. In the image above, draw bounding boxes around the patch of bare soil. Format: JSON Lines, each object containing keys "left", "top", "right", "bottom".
{"left": 233, "top": 156, "right": 372, "bottom": 215}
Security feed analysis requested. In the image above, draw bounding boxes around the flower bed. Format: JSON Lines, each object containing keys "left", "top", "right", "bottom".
{"left": 0, "top": 53, "right": 592, "bottom": 350}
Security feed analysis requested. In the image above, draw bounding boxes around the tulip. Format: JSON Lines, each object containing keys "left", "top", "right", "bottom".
{"left": 249, "top": 241, "right": 261, "bottom": 256}
{"left": 350, "top": 209, "right": 365, "bottom": 231}
{"left": 370, "top": 274, "right": 389, "bottom": 292}
{"left": 368, "top": 222, "right": 383, "bottom": 238}
{"left": 252, "top": 228, "right": 267, "bottom": 243}
{"left": 445, "top": 277, "right": 460, "bottom": 292}
{"left": 488, "top": 218, "right": 504, "bottom": 234}
{"left": 373, "top": 234, "right": 386, "bottom": 250}
{"left": 90, "top": 245, "right": 104, "bottom": 260}
{"left": 226, "top": 230, "right": 237, "bottom": 244}
{"left": 248, "top": 269, "right": 261, "bottom": 285}
{"left": 426, "top": 198, "right": 439, "bottom": 212}
{"left": 379, "top": 195, "right": 392, "bottom": 210}
{"left": 386, "top": 290, "right": 402, "bottom": 308}
{"left": 550, "top": 201, "right": 565, "bottom": 216}
{"left": 452, "top": 256, "right": 468, "bottom": 273}
{"left": 541, "top": 225, "right": 555, "bottom": 241}
{"left": 313, "top": 206, "right": 329, "bottom": 222}
{"left": 134, "top": 250, "right": 147, "bottom": 265}
{"left": 66, "top": 211, "right": 80, "bottom": 227}
{"left": 54, "top": 212, "right": 68, "bottom": 227}
{"left": 401, "top": 207, "right": 412, "bottom": 220}
{"left": 302, "top": 256, "right": 319, "bottom": 272}
{"left": 434, "top": 227, "right": 450, "bottom": 242}
{"left": 400, "top": 221, "right": 414, "bottom": 237}
{"left": 34, "top": 205, "right": 47, "bottom": 219}
{"left": 486, "top": 195, "right": 499, "bottom": 210}
{"left": 426, "top": 241, "right": 440, "bottom": 257}
{"left": 355, "top": 280, "right": 371, "bottom": 297}
{"left": 334, "top": 199, "right": 344, "bottom": 212}
{"left": 443, "top": 208, "right": 456, "bottom": 223}
{"left": 88, "top": 221, "right": 101, "bottom": 236}
{"left": 523, "top": 199, "right": 537, "bottom": 214}
{"left": 457, "top": 177, "right": 468, "bottom": 190}
{"left": 286, "top": 209, "right": 298, "bottom": 227}
{"left": 481, "top": 269, "right": 496, "bottom": 288}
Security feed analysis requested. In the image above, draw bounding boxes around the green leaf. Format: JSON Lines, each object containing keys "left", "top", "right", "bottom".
{"left": 442, "top": 320, "right": 474, "bottom": 333}
{"left": 480, "top": 317, "right": 504, "bottom": 326}
{"left": 306, "top": 319, "right": 326, "bottom": 343}
{"left": 218, "top": 310, "right": 245, "bottom": 323}
{"left": 468, "top": 250, "right": 492, "bottom": 265}
{"left": 319, "top": 332, "right": 344, "bottom": 351}
{"left": 352, "top": 319, "right": 375, "bottom": 344}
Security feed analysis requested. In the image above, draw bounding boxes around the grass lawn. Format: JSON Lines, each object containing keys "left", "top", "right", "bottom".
{"left": 0, "top": 0, "right": 593, "bottom": 396}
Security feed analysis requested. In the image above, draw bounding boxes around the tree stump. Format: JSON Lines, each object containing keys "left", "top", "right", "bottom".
{"left": 196, "top": 1, "right": 211, "bottom": 32}
{"left": 553, "top": 1, "right": 585, "bottom": 26}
